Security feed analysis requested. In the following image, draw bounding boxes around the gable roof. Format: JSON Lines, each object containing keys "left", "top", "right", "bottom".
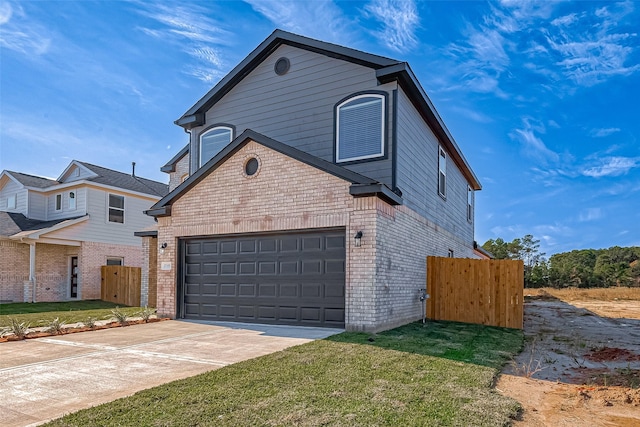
{"left": 146, "top": 129, "right": 402, "bottom": 217}
{"left": 2, "top": 162, "right": 169, "bottom": 197}
{"left": 5, "top": 171, "right": 59, "bottom": 188}
{"left": 175, "top": 29, "right": 399, "bottom": 129}
{"left": 0, "top": 211, "right": 87, "bottom": 237}
{"left": 175, "top": 29, "right": 481, "bottom": 190}
{"left": 77, "top": 162, "right": 169, "bottom": 197}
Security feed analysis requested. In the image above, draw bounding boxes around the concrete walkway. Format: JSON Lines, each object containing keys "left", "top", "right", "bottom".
{"left": 0, "top": 320, "right": 341, "bottom": 427}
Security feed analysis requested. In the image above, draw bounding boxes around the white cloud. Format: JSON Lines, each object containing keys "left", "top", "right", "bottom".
{"left": 244, "top": 0, "right": 354, "bottom": 45}
{"left": 511, "top": 119, "right": 560, "bottom": 163}
{"left": 582, "top": 156, "right": 640, "bottom": 177}
{"left": 0, "top": 1, "right": 51, "bottom": 56}
{"left": 136, "top": 2, "right": 230, "bottom": 83}
{"left": 578, "top": 208, "right": 603, "bottom": 222}
{"left": 364, "top": 0, "right": 419, "bottom": 53}
{"left": 590, "top": 127, "right": 621, "bottom": 137}
{"left": 450, "top": 106, "right": 493, "bottom": 123}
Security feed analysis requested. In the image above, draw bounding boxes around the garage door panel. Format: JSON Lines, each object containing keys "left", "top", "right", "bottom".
{"left": 279, "top": 261, "right": 299, "bottom": 275}
{"left": 239, "top": 284, "right": 256, "bottom": 297}
{"left": 182, "top": 229, "right": 345, "bottom": 327}
{"left": 259, "top": 262, "right": 276, "bottom": 275}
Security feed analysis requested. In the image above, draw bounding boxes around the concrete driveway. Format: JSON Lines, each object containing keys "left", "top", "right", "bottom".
{"left": 0, "top": 320, "right": 340, "bottom": 427}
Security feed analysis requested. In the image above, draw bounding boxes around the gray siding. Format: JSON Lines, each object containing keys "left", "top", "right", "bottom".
{"left": 395, "top": 88, "right": 474, "bottom": 245}
{"left": 46, "top": 189, "right": 87, "bottom": 221}
{"left": 0, "top": 179, "right": 27, "bottom": 215}
{"left": 190, "top": 45, "right": 394, "bottom": 186}
{"left": 28, "top": 192, "right": 47, "bottom": 220}
{"left": 49, "top": 188, "right": 157, "bottom": 246}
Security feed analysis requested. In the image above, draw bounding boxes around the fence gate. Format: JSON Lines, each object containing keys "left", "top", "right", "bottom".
{"left": 101, "top": 266, "right": 141, "bottom": 307}
{"left": 426, "top": 257, "right": 523, "bottom": 329}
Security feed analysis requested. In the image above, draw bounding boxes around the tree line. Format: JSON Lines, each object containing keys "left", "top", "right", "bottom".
{"left": 482, "top": 235, "right": 640, "bottom": 288}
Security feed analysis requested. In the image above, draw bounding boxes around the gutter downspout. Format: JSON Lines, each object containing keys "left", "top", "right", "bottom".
{"left": 29, "top": 242, "right": 36, "bottom": 303}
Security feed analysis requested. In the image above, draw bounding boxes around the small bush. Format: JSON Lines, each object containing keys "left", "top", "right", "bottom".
{"left": 83, "top": 316, "right": 97, "bottom": 329}
{"left": 137, "top": 306, "right": 156, "bottom": 323}
{"left": 8, "top": 318, "right": 30, "bottom": 339}
{"left": 111, "top": 307, "right": 129, "bottom": 326}
{"left": 45, "top": 317, "right": 67, "bottom": 335}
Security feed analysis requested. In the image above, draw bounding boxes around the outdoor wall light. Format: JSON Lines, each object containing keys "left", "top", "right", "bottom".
{"left": 354, "top": 231, "right": 363, "bottom": 247}
{"left": 160, "top": 242, "right": 167, "bottom": 254}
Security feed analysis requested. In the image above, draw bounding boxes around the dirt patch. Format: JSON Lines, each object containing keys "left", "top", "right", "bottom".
{"left": 497, "top": 297, "right": 640, "bottom": 426}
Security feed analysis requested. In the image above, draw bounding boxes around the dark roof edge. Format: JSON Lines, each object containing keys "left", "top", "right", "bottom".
{"left": 376, "top": 63, "right": 482, "bottom": 191}
{"left": 474, "top": 241, "right": 494, "bottom": 259}
{"left": 349, "top": 183, "right": 403, "bottom": 205}
{"left": 161, "top": 144, "right": 190, "bottom": 173}
{"left": 146, "top": 129, "right": 378, "bottom": 217}
{"left": 176, "top": 29, "right": 400, "bottom": 128}
{"left": 134, "top": 230, "right": 158, "bottom": 237}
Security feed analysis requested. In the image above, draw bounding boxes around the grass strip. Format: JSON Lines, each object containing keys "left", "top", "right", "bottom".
{"left": 0, "top": 300, "right": 141, "bottom": 327}
{"left": 45, "top": 321, "right": 523, "bottom": 427}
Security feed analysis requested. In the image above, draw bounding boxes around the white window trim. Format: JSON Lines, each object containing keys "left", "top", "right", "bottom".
{"left": 467, "top": 186, "right": 473, "bottom": 222}
{"left": 69, "top": 191, "right": 76, "bottom": 210}
{"left": 7, "top": 194, "right": 16, "bottom": 210}
{"left": 438, "top": 146, "right": 447, "bottom": 199}
{"left": 55, "top": 193, "right": 63, "bottom": 211}
{"left": 107, "top": 193, "right": 125, "bottom": 224}
{"left": 199, "top": 126, "right": 233, "bottom": 167}
{"left": 336, "top": 94, "right": 385, "bottom": 163}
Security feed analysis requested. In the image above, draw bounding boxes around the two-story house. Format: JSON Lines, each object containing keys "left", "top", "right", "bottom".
{"left": 0, "top": 161, "right": 168, "bottom": 303}
{"left": 142, "top": 30, "right": 482, "bottom": 332}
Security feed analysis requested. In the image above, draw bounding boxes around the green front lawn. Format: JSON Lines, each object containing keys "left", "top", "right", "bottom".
{"left": 45, "top": 321, "right": 523, "bottom": 427}
{"left": 0, "top": 300, "right": 141, "bottom": 328}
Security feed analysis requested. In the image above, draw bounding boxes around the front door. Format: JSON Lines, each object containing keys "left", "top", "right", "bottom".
{"left": 70, "top": 256, "right": 78, "bottom": 298}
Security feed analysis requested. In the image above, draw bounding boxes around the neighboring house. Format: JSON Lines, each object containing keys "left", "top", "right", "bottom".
{"left": 142, "top": 29, "right": 482, "bottom": 332}
{"left": 0, "top": 161, "right": 168, "bottom": 303}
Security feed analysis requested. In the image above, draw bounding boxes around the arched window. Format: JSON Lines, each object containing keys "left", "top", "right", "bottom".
{"left": 199, "top": 126, "right": 233, "bottom": 167}
{"left": 336, "top": 94, "right": 385, "bottom": 163}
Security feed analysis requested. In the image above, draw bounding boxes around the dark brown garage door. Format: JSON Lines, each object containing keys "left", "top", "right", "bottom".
{"left": 180, "top": 229, "right": 346, "bottom": 327}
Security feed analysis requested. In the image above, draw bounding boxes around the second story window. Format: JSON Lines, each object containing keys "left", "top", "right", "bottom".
{"left": 467, "top": 186, "right": 473, "bottom": 222}
{"left": 200, "top": 126, "right": 233, "bottom": 167}
{"left": 7, "top": 194, "right": 16, "bottom": 210}
{"left": 69, "top": 191, "right": 76, "bottom": 210}
{"left": 438, "top": 147, "right": 447, "bottom": 198}
{"left": 108, "top": 194, "right": 124, "bottom": 224}
{"left": 55, "top": 194, "right": 62, "bottom": 211}
{"left": 336, "top": 94, "right": 385, "bottom": 163}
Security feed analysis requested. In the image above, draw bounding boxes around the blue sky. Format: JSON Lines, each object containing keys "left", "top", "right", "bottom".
{"left": 1, "top": 0, "right": 638, "bottom": 255}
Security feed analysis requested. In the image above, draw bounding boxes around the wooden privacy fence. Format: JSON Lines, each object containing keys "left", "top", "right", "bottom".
{"left": 426, "top": 257, "right": 524, "bottom": 329}
{"left": 101, "top": 266, "right": 141, "bottom": 307}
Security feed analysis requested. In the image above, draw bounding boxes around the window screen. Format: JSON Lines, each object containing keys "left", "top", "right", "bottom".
{"left": 337, "top": 95, "right": 384, "bottom": 162}
{"left": 200, "top": 127, "right": 232, "bottom": 167}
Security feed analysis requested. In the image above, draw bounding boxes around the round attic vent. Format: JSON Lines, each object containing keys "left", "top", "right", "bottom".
{"left": 274, "top": 57, "right": 290, "bottom": 76}
{"left": 245, "top": 157, "right": 259, "bottom": 176}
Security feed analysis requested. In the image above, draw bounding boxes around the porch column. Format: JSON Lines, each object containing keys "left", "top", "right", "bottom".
{"left": 29, "top": 242, "right": 36, "bottom": 303}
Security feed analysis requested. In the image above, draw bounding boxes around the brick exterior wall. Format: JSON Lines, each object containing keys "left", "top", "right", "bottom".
{"left": 79, "top": 242, "right": 143, "bottom": 300}
{"left": 140, "top": 236, "right": 158, "bottom": 307}
{"left": 156, "top": 140, "right": 476, "bottom": 332}
{"left": 0, "top": 240, "right": 29, "bottom": 302}
{"left": 168, "top": 154, "right": 190, "bottom": 192}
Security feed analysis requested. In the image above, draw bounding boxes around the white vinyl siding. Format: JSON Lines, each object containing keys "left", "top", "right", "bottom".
{"left": 336, "top": 94, "right": 385, "bottom": 163}
{"left": 199, "top": 126, "right": 232, "bottom": 167}
{"left": 46, "top": 188, "right": 157, "bottom": 246}
{"left": 108, "top": 194, "right": 125, "bottom": 224}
